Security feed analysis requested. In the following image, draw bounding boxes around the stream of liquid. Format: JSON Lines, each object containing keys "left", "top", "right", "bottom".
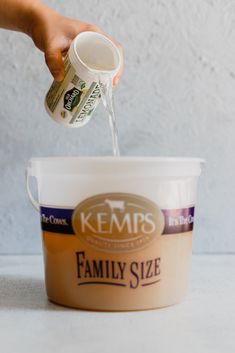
{"left": 99, "top": 78, "right": 120, "bottom": 156}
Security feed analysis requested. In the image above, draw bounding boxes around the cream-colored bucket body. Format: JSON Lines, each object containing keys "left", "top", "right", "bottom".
{"left": 27, "top": 157, "right": 203, "bottom": 311}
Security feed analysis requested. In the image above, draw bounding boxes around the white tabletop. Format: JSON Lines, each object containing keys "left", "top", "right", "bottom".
{"left": 0, "top": 254, "right": 234, "bottom": 353}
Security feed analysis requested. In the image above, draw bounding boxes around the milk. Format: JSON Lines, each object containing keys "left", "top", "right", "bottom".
{"left": 99, "top": 77, "right": 120, "bottom": 156}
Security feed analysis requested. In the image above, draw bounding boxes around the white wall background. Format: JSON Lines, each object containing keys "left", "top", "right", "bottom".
{"left": 0, "top": 0, "right": 235, "bottom": 253}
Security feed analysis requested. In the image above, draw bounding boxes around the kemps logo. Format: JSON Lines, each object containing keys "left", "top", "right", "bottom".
{"left": 72, "top": 193, "right": 165, "bottom": 253}
{"left": 64, "top": 87, "right": 83, "bottom": 111}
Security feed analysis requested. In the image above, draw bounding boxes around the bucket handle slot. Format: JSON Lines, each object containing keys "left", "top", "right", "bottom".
{"left": 26, "top": 167, "right": 40, "bottom": 212}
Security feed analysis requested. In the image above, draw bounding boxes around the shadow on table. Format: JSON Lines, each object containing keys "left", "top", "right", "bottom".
{"left": 0, "top": 274, "right": 74, "bottom": 311}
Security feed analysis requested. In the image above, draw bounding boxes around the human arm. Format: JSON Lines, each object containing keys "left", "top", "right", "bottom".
{"left": 0, "top": 0, "right": 123, "bottom": 83}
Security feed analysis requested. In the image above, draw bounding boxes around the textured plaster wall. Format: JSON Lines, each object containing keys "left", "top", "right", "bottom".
{"left": 0, "top": 0, "right": 235, "bottom": 253}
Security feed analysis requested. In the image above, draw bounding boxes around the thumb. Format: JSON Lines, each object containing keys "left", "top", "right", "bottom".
{"left": 45, "top": 49, "right": 64, "bottom": 81}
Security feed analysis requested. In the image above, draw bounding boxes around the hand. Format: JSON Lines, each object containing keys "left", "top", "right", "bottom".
{"left": 29, "top": 5, "right": 123, "bottom": 85}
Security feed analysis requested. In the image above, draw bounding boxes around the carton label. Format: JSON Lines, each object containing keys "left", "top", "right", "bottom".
{"left": 63, "top": 87, "right": 83, "bottom": 111}
{"left": 45, "top": 54, "right": 100, "bottom": 125}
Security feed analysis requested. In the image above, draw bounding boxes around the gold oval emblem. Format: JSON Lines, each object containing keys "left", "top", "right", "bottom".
{"left": 72, "top": 193, "right": 164, "bottom": 253}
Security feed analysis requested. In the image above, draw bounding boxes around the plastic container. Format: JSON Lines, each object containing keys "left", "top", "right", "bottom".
{"left": 26, "top": 157, "right": 203, "bottom": 311}
{"left": 45, "top": 32, "right": 121, "bottom": 128}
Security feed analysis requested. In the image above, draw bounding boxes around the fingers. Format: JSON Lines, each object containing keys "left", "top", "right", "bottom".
{"left": 84, "top": 24, "right": 103, "bottom": 35}
{"left": 113, "top": 41, "right": 124, "bottom": 87}
{"left": 113, "top": 44, "right": 124, "bottom": 87}
{"left": 45, "top": 49, "right": 64, "bottom": 81}
{"left": 44, "top": 20, "right": 124, "bottom": 86}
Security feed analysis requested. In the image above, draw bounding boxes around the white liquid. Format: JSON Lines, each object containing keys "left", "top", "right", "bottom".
{"left": 99, "top": 78, "right": 120, "bottom": 156}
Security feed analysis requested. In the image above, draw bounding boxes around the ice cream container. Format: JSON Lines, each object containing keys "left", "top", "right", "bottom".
{"left": 26, "top": 157, "right": 203, "bottom": 311}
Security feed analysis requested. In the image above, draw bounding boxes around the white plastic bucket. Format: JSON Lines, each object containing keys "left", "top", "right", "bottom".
{"left": 26, "top": 157, "right": 203, "bottom": 311}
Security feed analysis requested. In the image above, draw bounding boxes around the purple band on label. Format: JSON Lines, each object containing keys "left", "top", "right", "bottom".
{"left": 40, "top": 206, "right": 195, "bottom": 236}
{"left": 162, "top": 207, "right": 195, "bottom": 234}
{"left": 40, "top": 207, "right": 73, "bottom": 235}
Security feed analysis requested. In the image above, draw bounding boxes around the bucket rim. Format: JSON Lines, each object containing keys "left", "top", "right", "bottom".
{"left": 28, "top": 156, "right": 204, "bottom": 178}
{"left": 29, "top": 156, "right": 205, "bottom": 164}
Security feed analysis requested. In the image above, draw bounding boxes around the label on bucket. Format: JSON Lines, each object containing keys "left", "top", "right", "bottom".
{"left": 40, "top": 193, "right": 195, "bottom": 253}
